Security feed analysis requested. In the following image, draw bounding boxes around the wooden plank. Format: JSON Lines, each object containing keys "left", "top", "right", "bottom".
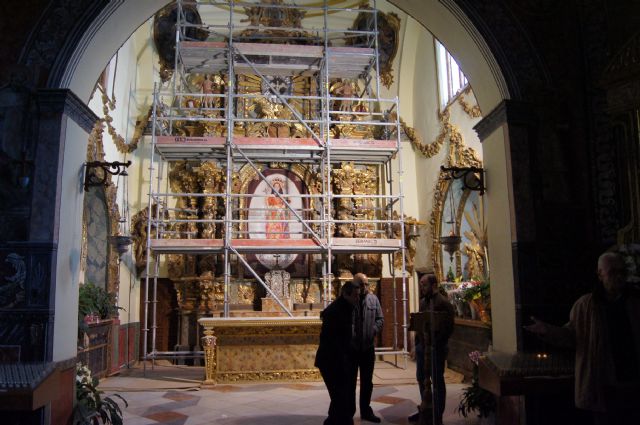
{"left": 157, "top": 136, "right": 395, "bottom": 150}
{"left": 157, "top": 136, "right": 226, "bottom": 146}
{"left": 235, "top": 42, "right": 323, "bottom": 58}
{"left": 181, "top": 41, "right": 227, "bottom": 49}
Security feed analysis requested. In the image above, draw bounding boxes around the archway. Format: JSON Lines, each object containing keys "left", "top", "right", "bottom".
{"left": 42, "top": 0, "right": 531, "bottom": 364}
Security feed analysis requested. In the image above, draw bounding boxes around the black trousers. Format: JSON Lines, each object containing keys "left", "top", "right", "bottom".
{"left": 350, "top": 347, "right": 376, "bottom": 415}
{"left": 320, "top": 366, "right": 354, "bottom": 425}
{"left": 420, "top": 345, "right": 447, "bottom": 425}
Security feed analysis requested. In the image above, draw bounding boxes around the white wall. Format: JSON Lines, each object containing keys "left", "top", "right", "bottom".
{"left": 53, "top": 118, "right": 89, "bottom": 361}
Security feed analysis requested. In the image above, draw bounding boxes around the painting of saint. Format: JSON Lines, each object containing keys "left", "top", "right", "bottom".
{"left": 265, "top": 179, "right": 289, "bottom": 239}
{"left": 247, "top": 171, "right": 306, "bottom": 270}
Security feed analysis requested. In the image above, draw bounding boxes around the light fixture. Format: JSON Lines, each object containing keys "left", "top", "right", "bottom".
{"left": 440, "top": 233, "right": 461, "bottom": 263}
{"left": 438, "top": 165, "right": 485, "bottom": 265}
{"left": 84, "top": 160, "right": 131, "bottom": 191}
{"left": 440, "top": 166, "right": 485, "bottom": 195}
{"left": 439, "top": 177, "right": 462, "bottom": 262}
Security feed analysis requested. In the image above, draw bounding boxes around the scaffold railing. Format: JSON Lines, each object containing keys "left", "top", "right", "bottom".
{"left": 142, "top": 0, "right": 408, "bottom": 367}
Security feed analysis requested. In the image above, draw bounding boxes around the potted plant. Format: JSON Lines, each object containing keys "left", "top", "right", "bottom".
{"left": 457, "top": 351, "right": 496, "bottom": 421}
{"left": 78, "top": 283, "right": 123, "bottom": 326}
{"left": 73, "top": 362, "right": 127, "bottom": 425}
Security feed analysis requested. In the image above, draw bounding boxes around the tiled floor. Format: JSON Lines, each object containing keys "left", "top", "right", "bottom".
{"left": 101, "top": 360, "right": 478, "bottom": 425}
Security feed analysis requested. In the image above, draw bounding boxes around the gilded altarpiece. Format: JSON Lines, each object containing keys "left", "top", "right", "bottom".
{"left": 200, "top": 317, "right": 321, "bottom": 384}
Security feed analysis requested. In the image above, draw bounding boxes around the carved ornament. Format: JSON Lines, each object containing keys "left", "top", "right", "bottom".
{"left": 83, "top": 120, "right": 122, "bottom": 295}
{"left": 215, "top": 369, "right": 321, "bottom": 383}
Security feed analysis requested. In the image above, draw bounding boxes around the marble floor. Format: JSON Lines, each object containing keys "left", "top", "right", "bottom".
{"left": 100, "top": 360, "right": 478, "bottom": 425}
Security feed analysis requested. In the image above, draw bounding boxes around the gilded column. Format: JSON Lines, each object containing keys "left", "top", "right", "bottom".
{"left": 202, "top": 330, "right": 217, "bottom": 385}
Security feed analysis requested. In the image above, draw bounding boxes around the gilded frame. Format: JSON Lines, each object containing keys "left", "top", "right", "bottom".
{"left": 233, "top": 163, "right": 320, "bottom": 275}
{"left": 80, "top": 122, "right": 121, "bottom": 296}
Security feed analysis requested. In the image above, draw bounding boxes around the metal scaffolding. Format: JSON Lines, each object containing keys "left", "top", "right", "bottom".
{"left": 143, "top": 0, "right": 408, "bottom": 365}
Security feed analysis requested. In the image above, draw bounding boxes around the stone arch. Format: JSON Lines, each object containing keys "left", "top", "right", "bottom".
{"left": 17, "top": 0, "right": 549, "bottom": 358}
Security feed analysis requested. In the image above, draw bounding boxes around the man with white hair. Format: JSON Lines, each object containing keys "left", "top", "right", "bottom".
{"left": 525, "top": 252, "right": 640, "bottom": 424}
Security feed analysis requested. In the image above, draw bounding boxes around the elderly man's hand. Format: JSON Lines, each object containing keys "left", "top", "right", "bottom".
{"left": 523, "top": 316, "right": 549, "bottom": 336}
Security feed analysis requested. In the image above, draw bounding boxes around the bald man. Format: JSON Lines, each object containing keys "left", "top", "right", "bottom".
{"left": 526, "top": 252, "right": 640, "bottom": 425}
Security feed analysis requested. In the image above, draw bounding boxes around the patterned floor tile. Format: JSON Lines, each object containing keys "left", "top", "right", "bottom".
{"left": 164, "top": 391, "right": 200, "bottom": 401}
{"left": 144, "top": 410, "right": 189, "bottom": 424}
{"left": 374, "top": 395, "right": 408, "bottom": 405}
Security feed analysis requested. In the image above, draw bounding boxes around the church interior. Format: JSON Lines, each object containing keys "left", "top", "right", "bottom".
{"left": 0, "top": 1, "right": 639, "bottom": 424}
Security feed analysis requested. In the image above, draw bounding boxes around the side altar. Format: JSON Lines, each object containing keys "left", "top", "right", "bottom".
{"left": 199, "top": 317, "right": 322, "bottom": 384}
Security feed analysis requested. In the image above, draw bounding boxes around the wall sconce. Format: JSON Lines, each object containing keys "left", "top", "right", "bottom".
{"left": 109, "top": 235, "right": 133, "bottom": 257}
{"left": 84, "top": 160, "right": 131, "bottom": 191}
{"left": 440, "top": 166, "right": 485, "bottom": 195}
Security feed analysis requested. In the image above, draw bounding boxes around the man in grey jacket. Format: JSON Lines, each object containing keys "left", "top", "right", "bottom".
{"left": 350, "top": 273, "right": 384, "bottom": 423}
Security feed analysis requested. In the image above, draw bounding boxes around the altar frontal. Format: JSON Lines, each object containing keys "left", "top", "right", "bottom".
{"left": 200, "top": 317, "right": 322, "bottom": 384}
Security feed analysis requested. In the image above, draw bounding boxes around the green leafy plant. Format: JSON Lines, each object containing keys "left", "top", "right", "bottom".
{"left": 73, "top": 363, "right": 128, "bottom": 425}
{"left": 78, "top": 283, "right": 123, "bottom": 321}
{"left": 446, "top": 266, "right": 455, "bottom": 282}
{"left": 457, "top": 351, "right": 496, "bottom": 418}
{"left": 461, "top": 280, "right": 490, "bottom": 303}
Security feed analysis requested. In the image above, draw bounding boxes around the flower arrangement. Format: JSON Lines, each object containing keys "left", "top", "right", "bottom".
{"left": 457, "top": 351, "right": 496, "bottom": 419}
{"left": 460, "top": 280, "right": 489, "bottom": 302}
{"left": 73, "top": 362, "right": 127, "bottom": 425}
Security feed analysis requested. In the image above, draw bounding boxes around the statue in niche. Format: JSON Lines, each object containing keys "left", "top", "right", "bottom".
{"left": 353, "top": 165, "right": 381, "bottom": 277}
{"left": 130, "top": 203, "right": 168, "bottom": 276}
{"left": 330, "top": 78, "right": 357, "bottom": 113}
{"left": 391, "top": 212, "right": 421, "bottom": 276}
{"left": 332, "top": 162, "right": 357, "bottom": 278}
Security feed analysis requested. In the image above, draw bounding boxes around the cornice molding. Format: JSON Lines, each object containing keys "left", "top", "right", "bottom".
{"left": 474, "top": 100, "right": 534, "bottom": 141}
{"left": 36, "top": 89, "right": 98, "bottom": 132}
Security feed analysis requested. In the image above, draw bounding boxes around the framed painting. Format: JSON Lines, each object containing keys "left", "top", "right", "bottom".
{"left": 245, "top": 168, "right": 311, "bottom": 273}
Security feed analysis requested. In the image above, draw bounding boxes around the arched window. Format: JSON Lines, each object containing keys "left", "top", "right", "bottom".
{"left": 435, "top": 40, "right": 468, "bottom": 109}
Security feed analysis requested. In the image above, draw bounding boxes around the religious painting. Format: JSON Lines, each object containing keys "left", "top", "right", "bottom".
{"left": 246, "top": 168, "right": 310, "bottom": 271}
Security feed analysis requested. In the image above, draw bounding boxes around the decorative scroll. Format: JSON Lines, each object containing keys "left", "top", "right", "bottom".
{"left": 100, "top": 93, "right": 151, "bottom": 154}
{"left": 457, "top": 87, "right": 482, "bottom": 118}
{"left": 400, "top": 109, "right": 449, "bottom": 158}
{"left": 216, "top": 369, "right": 321, "bottom": 383}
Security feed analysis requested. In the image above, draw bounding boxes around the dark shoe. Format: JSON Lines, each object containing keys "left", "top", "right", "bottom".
{"left": 361, "top": 412, "right": 381, "bottom": 423}
{"left": 408, "top": 411, "right": 420, "bottom": 422}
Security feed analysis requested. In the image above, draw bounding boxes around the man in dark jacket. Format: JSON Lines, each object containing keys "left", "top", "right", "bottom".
{"left": 419, "top": 274, "right": 454, "bottom": 425}
{"left": 408, "top": 273, "right": 431, "bottom": 422}
{"left": 316, "top": 281, "right": 360, "bottom": 425}
{"left": 350, "top": 273, "right": 384, "bottom": 423}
